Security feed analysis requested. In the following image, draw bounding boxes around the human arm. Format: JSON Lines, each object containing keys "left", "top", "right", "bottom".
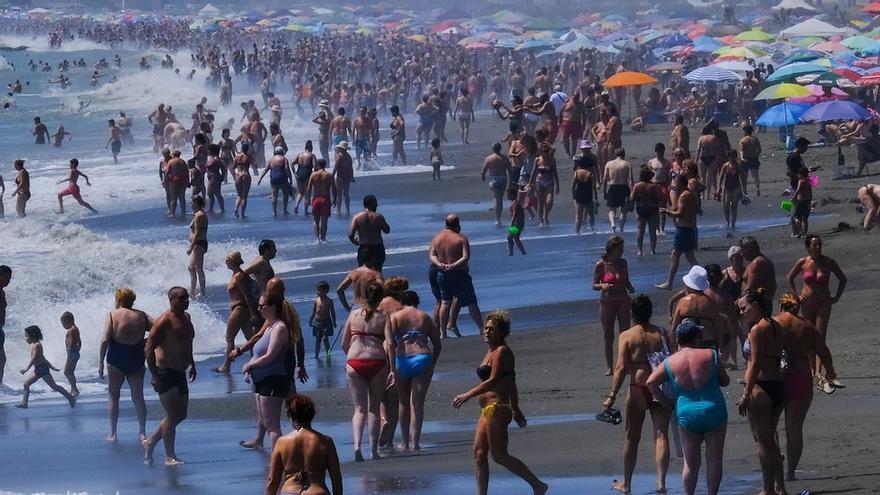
{"left": 348, "top": 216, "right": 359, "bottom": 246}
{"left": 602, "top": 336, "right": 629, "bottom": 409}
{"left": 453, "top": 346, "right": 514, "bottom": 407}
{"left": 242, "top": 323, "right": 288, "bottom": 372}
{"left": 787, "top": 258, "right": 805, "bottom": 295}
{"left": 264, "top": 439, "right": 285, "bottom": 495}
{"left": 257, "top": 165, "right": 269, "bottom": 185}
{"left": 341, "top": 316, "right": 352, "bottom": 354}
{"left": 384, "top": 316, "right": 397, "bottom": 376}
{"left": 380, "top": 214, "right": 390, "bottom": 234}
{"left": 327, "top": 438, "right": 343, "bottom": 495}
{"left": 593, "top": 263, "right": 609, "bottom": 291}
{"left": 447, "top": 239, "right": 471, "bottom": 271}
{"left": 98, "top": 313, "right": 112, "bottom": 379}
{"left": 716, "top": 353, "right": 730, "bottom": 387}
{"left": 829, "top": 258, "right": 847, "bottom": 304}
{"left": 646, "top": 361, "right": 674, "bottom": 410}
{"left": 737, "top": 323, "right": 759, "bottom": 415}
{"left": 336, "top": 276, "right": 352, "bottom": 312}
{"left": 144, "top": 315, "right": 167, "bottom": 378}
{"left": 428, "top": 319, "right": 442, "bottom": 365}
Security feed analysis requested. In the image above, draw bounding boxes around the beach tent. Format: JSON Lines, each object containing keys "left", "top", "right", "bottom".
{"left": 198, "top": 4, "right": 219, "bottom": 17}
{"left": 771, "top": 0, "right": 816, "bottom": 12}
{"left": 780, "top": 18, "right": 846, "bottom": 38}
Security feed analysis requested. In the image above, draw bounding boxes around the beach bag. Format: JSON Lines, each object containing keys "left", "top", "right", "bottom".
{"left": 647, "top": 327, "right": 672, "bottom": 401}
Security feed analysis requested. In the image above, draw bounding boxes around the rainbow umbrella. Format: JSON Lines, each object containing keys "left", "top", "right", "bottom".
{"left": 754, "top": 83, "right": 812, "bottom": 100}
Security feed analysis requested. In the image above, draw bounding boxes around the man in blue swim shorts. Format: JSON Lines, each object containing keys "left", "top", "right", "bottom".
{"left": 657, "top": 178, "right": 700, "bottom": 290}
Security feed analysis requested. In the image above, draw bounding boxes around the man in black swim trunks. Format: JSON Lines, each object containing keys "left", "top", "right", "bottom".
{"left": 0, "top": 265, "right": 10, "bottom": 386}
{"left": 349, "top": 195, "right": 390, "bottom": 272}
{"left": 144, "top": 287, "right": 196, "bottom": 466}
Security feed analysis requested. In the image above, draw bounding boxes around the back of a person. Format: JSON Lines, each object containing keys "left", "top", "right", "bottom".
{"left": 667, "top": 348, "right": 716, "bottom": 394}
{"left": 666, "top": 348, "right": 726, "bottom": 433}
{"left": 112, "top": 308, "right": 147, "bottom": 345}
{"left": 279, "top": 431, "right": 331, "bottom": 495}
{"left": 779, "top": 313, "right": 813, "bottom": 369}
{"left": 628, "top": 325, "right": 663, "bottom": 383}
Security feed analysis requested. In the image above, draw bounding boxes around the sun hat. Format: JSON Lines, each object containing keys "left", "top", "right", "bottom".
{"left": 682, "top": 265, "right": 710, "bottom": 291}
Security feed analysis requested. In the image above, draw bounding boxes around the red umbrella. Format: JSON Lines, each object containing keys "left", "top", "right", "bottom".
{"left": 854, "top": 57, "right": 879, "bottom": 69}
{"left": 864, "top": 1, "right": 880, "bottom": 14}
{"left": 831, "top": 67, "right": 863, "bottom": 81}
{"left": 857, "top": 74, "right": 880, "bottom": 87}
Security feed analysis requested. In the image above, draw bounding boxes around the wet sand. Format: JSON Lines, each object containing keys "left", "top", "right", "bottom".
{"left": 2, "top": 116, "right": 879, "bottom": 494}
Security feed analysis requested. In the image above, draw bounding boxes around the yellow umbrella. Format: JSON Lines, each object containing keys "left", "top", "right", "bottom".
{"left": 754, "top": 83, "right": 811, "bottom": 101}
{"left": 407, "top": 34, "right": 427, "bottom": 43}
{"left": 735, "top": 28, "right": 774, "bottom": 42}
{"left": 603, "top": 71, "right": 657, "bottom": 88}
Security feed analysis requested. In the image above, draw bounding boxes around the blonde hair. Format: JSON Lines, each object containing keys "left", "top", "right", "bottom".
{"left": 226, "top": 251, "right": 244, "bottom": 266}
{"left": 485, "top": 310, "right": 511, "bottom": 336}
{"left": 779, "top": 292, "right": 801, "bottom": 315}
{"left": 115, "top": 288, "right": 136, "bottom": 309}
{"left": 384, "top": 276, "right": 409, "bottom": 301}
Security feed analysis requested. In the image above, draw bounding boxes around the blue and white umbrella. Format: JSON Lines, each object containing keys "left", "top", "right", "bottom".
{"left": 684, "top": 66, "right": 744, "bottom": 83}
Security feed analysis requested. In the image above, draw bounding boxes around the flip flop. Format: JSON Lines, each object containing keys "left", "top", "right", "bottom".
{"left": 596, "top": 407, "right": 622, "bottom": 425}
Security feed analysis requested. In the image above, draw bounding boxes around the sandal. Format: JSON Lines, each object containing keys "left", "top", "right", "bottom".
{"left": 596, "top": 407, "right": 623, "bottom": 425}
{"left": 816, "top": 376, "right": 835, "bottom": 395}
{"left": 829, "top": 378, "right": 845, "bottom": 388}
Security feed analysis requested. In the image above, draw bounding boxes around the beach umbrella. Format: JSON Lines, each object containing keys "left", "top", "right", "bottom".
{"left": 808, "top": 71, "right": 855, "bottom": 87}
{"left": 766, "top": 62, "right": 826, "bottom": 82}
{"left": 781, "top": 50, "right": 825, "bottom": 65}
{"left": 810, "top": 40, "right": 847, "bottom": 53}
{"left": 407, "top": 34, "right": 427, "bottom": 43}
{"left": 754, "top": 83, "right": 812, "bottom": 100}
{"left": 683, "top": 66, "right": 743, "bottom": 83}
{"left": 556, "top": 37, "right": 595, "bottom": 53}
{"left": 736, "top": 28, "right": 774, "bottom": 42}
{"left": 516, "top": 39, "right": 553, "bottom": 51}
{"left": 856, "top": 74, "right": 880, "bottom": 87}
{"left": 831, "top": 67, "right": 865, "bottom": 80}
{"left": 755, "top": 102, "right": 812, "bottom": 128}
{"left": 711, "top": 60, "right": 756, "bottom": 72}
{"left": 800, "top": 100, "right": 870, "bottom": 121}
{"left": 841, "top": 35, "right": 876, "bottom": 51}
{"left": 803, "top": 84, "right": 850, "bottom": 97}
{"left": 692, "top": 36, "right": 723, "bottom": 53}
{"left": 715, "top": 46, "right": 762, "bottom": 59}
{"left": 864, "top": 1, "right": 880, "bottom": 13}
{"left": 558, "top": 30, "right": 587, "bottom": 42}
{"left": 603, "top": 71, "right": 658, "bottom": 88}
{"left": 646, "top": 61, "right": 683, "bottom": 72}
{"left": 659, "top": 33, "right": 692, "bottom": 48}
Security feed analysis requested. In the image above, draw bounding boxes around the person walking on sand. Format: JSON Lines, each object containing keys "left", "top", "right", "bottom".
{"left": 61, "top": 311, "right": 81, "bottom": 397}
{"left": 309, "top": 281, "right": 336, "bottom": 359}
{"left": 739, "top": 125, "right": 761, "bottom": 196}
{"left": 647, "top": 320, "right": 729, "bottom": 495}
{"left": 603, "top": 148, "right": 633, "bottom": 233}
{"left": 601, "top": 295, "right": 672, "bottom": 495}
{"left": 16, "top": 325, "right": 77, "bottom": 408}
{"left": 656, "top": 178, "right": 701, "bottom": 290}
{"left": 349, "top": 195, "right": 390, "bottom": 272}
{"left": 99, "top": 288, "right": 152, "bottom": 442}
{"left": 307, "top": 159, "right": 335, "bottom": 243}
{"left": 593, "top": 236, "right": 635, "bottom": 375}
{"left": 429, "top": 214, "right": 484, "bottom": 338}
{"left": 481, "top": 142, "right": 512, "bottom": 225}
{"left": 386, "top": 290, "right": 442, "bottom": 451}
{"left": 453, "top": 311, "right": 548, "bottom": 495}
{"left": 56, "top": 159, "right": 98, "bottom": 214}
{"left": 143, "top": 287, "right": 197, "bottom": 466}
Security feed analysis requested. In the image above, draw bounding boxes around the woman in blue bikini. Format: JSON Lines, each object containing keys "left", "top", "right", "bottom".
{"left": 647, "top": 319, "right": 730, "bottom": 495}
{"left": 386, "top": 291, "right": 441, "bottom": 451}
{"left": 453, "top": 311, "right": 547, "bottom": 495}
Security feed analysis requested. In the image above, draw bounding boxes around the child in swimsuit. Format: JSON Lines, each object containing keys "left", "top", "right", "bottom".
{"left": 507, "top": 188, "right": 526, "bottom": 256}
{"left": 429, "top": 138, "right": 443, "bottom": 181}
{"left": 309, "top": 281, "right": 337, "bottom": 360}
{"left": 61, "top": 311, "right": 81, "bottom": 397}
{"left": 17, "top": 325, "right": 76, "bottom": 409}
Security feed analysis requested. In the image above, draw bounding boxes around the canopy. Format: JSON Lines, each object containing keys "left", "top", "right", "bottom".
{"left": 771, "top": 0, "right": 816, "bottom": 12}
{"left": 198, "top": 4, "right": 219, "bottom": 16}
{"left": 683, "top": 66, "right": 743, "bottom": 83}
{"left": 780, "top": 18, "right": 847, "bottom": 38}
{"left": 603, "top": 71, "right": 657, "bottom": 88}
{"left": 800, "top": 100, "right": 870, "bottom": 121}
{"left": 754, "top": 83, "right": 812, "bottom": 100}
{"left": 755, "top": 102, "right": 812, "bottom": 128}
{"left": 766, "top": 62, "right": 826, "bottom": 82}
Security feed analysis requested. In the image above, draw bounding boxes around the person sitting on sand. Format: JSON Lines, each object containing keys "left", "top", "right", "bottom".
{"left": 647, "top": 319, "right": 729, "bottom": 495}
{"left": 61, "top": 311, "right": 81, "bottom": 397}
{"left": 265, "top": 394, "right": 343, "bottom": 495}
{"left": 602, "top": 295, "right": 672, "bottom": 494}
{"left": 17, "top": 325, "right": 77, "bottom": 409}
{"left": 453, "top": 311, "right": 548, "bottom": 495}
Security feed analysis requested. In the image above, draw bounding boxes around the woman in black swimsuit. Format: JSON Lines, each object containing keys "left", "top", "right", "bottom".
{"left": 572, "top": 152, "right": 596, "bottom": 234}
{"left": 630, "top": 166, "right": 661, "bottom": 256}
{"left": 453, "top": 311, "right": 548, "bottom": 495}
{"left": 737, "top": 288, "right": 787, "bottom": 495}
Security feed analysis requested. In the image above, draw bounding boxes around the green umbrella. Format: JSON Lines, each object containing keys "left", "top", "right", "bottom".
{"left": 736, "top": 27, "right": 774, "bottom": 42}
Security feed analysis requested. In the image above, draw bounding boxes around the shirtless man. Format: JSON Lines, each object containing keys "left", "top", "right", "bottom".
{"left": 480, "top": 142, "right": 512, "bottom": 225}
{"left": 559, "top": 92, "right": 585, "bottom": 159}
{"left": 739, "top": 125, "right": 762, "bottom": 196}
{"left": 149, "top": 104, "right": 170, "bottom": 153}
{"left": 56, "top": 158, "right": 97, "bottom": 214}
{"left": 244, "top": 239, "right": 277, "bottom": 296}
{"left": 106, "top": 119, "right": 122, "bottom": 164}
{"left": 329, "top": 107, "right": 352, "bottom": 153}
{"left": 117, "top": 111, "right": 133, "bottom": 144}
{"left": 0, "top": 265, "right": 10, "bottom": 386}
{"left": 293, "top": 141, "right": 316, "bottom": 215}
{"left": 143, "top": 287, "right": 196, "bottom": 466}
{"left": 657, "top": 178, "right": 700, "bottom": 289}
{"left": 602, "top": 105, "right": 623, "bottom": 176}
{"left": 670, "top": 266, "right": 724, "bottom": 348}
{"left": 349, "top": 195, "right": 391, "bottom": 272}
{"left": 312, "top": 100, "right": 332, "bottom": 161}
{"left": 603, "top": 148, "right": 633, "bottom": 233}
{"left": 257, "top": 146, "right": 291, "bottom": 216}
{"left": 306, "top": 159, "right": 335, "bottom": 243}
{"left": 33, "top": 116, "right": 50, "bottom": 144}
{"left": 415, "top": 95, "right": 436, "bottom": 149}
{"left": 352, "top": 107, "right": 372, "bottom": 169}
{"left": 429, "top": 214, "right": 483, "bottom": 337}
{"left": 336, "top": 265, "right": 383, "bottom": 313}
{"left": 164, "top": 150, "right": 189, "bottom": 217}
{"left": 332, "top": 142, "right": 354, "bottom": 216}
{"left": 670, "top": 114, "right": 690, "bottom": 157}
{"left": 739, "top": 236, "right": 777, "bottom": 307}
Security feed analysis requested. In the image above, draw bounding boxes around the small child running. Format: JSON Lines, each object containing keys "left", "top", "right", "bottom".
{"left": 309, "top": 281, "right": 337, "bottom": 359}
{"left": 507, "top": 188, "right": 527, "bottom": 256}
{"left": 17, "top": 325, "right": 76, "bottom": 408}
{"left": 791, "top": 166, "right": 812, "bottom": 238}
{"left": 61, "top": 311, "right": 81, "bottom": 396}
{"left": 429, "top": 138, "right": 443, "bottom": 181}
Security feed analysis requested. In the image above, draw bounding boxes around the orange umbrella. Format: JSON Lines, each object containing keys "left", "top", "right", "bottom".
{"left": 603, "top": 71, "right": 657, "bottom": 88}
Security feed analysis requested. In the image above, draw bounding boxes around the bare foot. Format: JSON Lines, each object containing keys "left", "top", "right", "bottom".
{"left": 142, "top": 438, "right": 155, "bottom": 466}
{"left": 211, "top": 367, "right": 229, "bottom": 375}
{"left": 239, "top": 439, "right": 263, "bottom": 450}
{"left": 106, "top": 433, "right": 118, "bottom": 443}
{"left": 533, "top": 481, "right": 549, "bottom": 495}
{"left": 139, "top": 433, "right": 148, "bottom": 443}
{"left": 413, "top": 444, "right": 422, "bottom": 451}
{"left": 354, "top": 449, "right": 364, "bottom": 462}
{"left": 165, "top": 457, "right": 185, "bottom": 466}
{"left": 611, "top": 480, "right": 630, "bottom": 494}
{"left": 397, "top": 443, "right": 409, "bottom": 450}
{"left": 14, "top": 403, "right": 27, "bottom": 409}
{"left": 655, "top": 282, "right": 671, "bottom": 290}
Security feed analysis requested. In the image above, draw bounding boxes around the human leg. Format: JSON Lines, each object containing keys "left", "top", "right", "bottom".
{"left": 615, "top": 388, "right": 647, "bottom": 493}
{"left": 650, "top": 404, "right": 672, "bottom": 492}
{"left": 127, "top": 368, "right": 148, "bottom": 440}
{"left": 704, "top": 423, "right": 727, "bottom": 495}
{"left": 258, "top": 395, "right": 284, "bottom": 449}
{"left": 678, "top": 426, "right": 703, "bottom": 495}
{"left": 486, "top": 408, "right": 547, "bottom": 493}
{"left": 599, "top": 300, "right": 616, "bottom": 374}
{"left": 410, "top": 368, "right": 433, "bottom": 449}
{"left": 367, "top": 370, "right": 387, "bottom": 459}
{"left": 396, "top": 375, "right": 413, "bottom": 449}
{"left": 107, "top": 366, "right": 125, "bottom": 441}
{"left": 346, "top": 365, "right": 368, "bottom": 461}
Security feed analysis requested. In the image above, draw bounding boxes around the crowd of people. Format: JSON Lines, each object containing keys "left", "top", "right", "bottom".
{"left": 0, "top": 13, "right": 869, "bottom": 495}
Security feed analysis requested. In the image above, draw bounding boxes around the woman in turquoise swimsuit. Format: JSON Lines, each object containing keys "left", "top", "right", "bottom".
{"left": 648, "top": 319, "right": 730, "bottom": 495}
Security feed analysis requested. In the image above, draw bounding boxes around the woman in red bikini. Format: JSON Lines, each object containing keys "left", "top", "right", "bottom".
{"left": 601, "top": 295, "right": 671, "bottom": 494}
{"left": 776, "top": 293, "right": 837, "bottom": 482}
{"left": 785, "top": 234, "right": 847, "bottom": 392}
{"left": 341, "top": 281, "right": 389, "bottom": 461}
{"left": 593, "top": 235, "right": 635, "bottom": 375}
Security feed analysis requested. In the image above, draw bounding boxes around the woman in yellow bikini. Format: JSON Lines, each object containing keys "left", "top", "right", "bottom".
{"left": 452, "top": 311, "right": 548, "bottom": 495}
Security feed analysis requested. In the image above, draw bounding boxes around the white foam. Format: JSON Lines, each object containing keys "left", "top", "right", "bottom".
{"left": 0, "top": 54, "right": 12, "bottom": 71}
{"left": 0, "top": 34, "right": 107, "bottom": 52}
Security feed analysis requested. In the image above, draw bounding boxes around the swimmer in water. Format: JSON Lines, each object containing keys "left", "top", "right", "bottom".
{"left": 50, "top": 124, "right": 71, "bottom": 147}
{"left": 56, "top": 158, "right": 98, "bottom": 214}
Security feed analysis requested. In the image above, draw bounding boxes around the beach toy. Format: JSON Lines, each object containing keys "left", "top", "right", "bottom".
{"left": 781, "top": 199, "right": 793, "bottom": 212}
{"left": 507, "top": 226, "right": 521, "bottom": 235}
{"left": 596, "top": 407, "right": 622, "bottom": 425}
{"left": 809, "top": 175, "right": 820, "bottom": 187}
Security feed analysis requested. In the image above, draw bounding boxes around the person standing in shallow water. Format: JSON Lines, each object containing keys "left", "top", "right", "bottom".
{"left": 56, "top": 158, "right": 98, "bottom": 214}
{"left": 453, "top": 311, "right": 548, "bottom": 495}
{"left": 0, "top": 265, "right": 9, "bottom": 387}
{"left": 143, "top": 287, "right": 197, "bottom": 466}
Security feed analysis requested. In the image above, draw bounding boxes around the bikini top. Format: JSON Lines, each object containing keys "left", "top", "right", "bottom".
{"left": 476, "top": 364, "right": 516, "bottom": 381}
{"left": 395, "top": 329, "right": 425, "bottom": 345}
{"left": 602, "top": 272, "right": 621, "bottom": 284}
{"left": 802, "top": 269, "right": 828, "bottom": 286}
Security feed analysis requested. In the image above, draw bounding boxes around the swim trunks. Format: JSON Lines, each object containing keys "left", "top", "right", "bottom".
{"left": 311, "top": 195, "right": 331, "bottom": 217}
{"left": 153, "top": 368, "right": 189, "bottom": 395}
{"left": 357, "top": 244, "right": 386, "bottom": 271}
{"left": 606, "top": 184, "right": 630, "bottom": 209}
{"left": 355, "top": 137, "right": 370, "bottom": 156}
{"left": 253, "top": 374, "right": 290, "bottom": 398}
{"left": 107, "top": 340, "right": 145, "bottom": 375}
{"left": 111, "top": 139, "right": 121, "bottom": 154}
{"left": 673, "top": 226, "right": 698, "bottom": 252}
{"left": 60, "top": 183, "right": 82, "bottom": 199}
{"left": 437, "top": 269, "right": 477, "bottom": 306}
{"left": 311, "top": 319, "right": 334, "bottom": 338}
{"left": 743, "top": 157, "right": 760, "bottom": 170}
{"left": 488, "top": 176, "right": 508, "bottom": 193}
